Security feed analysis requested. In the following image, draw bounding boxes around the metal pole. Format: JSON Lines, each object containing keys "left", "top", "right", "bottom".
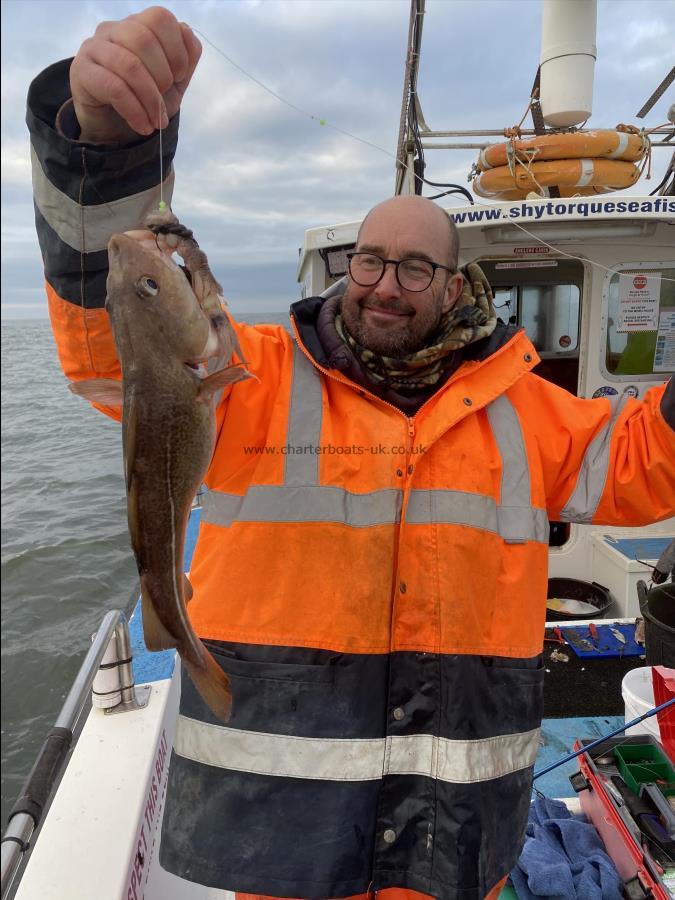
{"left": 0, "top": 817, "right": 33, "bottom": 899}
{"left": 115, "top": 618, "right": 136, "bottom": 705}
{"left": 421, "top": 142, "right": 491, "bottom": 150}
{"left": 105, "top": 618, "right": 152, "bottom": 715}
{"left": 54, "top": 610, "right": 121, "bottom": 730}
{"left": 417, "top": 127, "right": 674, "bottom": 138}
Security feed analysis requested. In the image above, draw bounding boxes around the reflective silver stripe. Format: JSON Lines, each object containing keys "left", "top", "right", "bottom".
{"left": 30, "top": 143, "right": 174, "bottom": 253}
{"left": 175, "top": 715, "right": 539, "bottom": 784}
{"left": 176, "top": 716, "right": 385, "bottom": 781}
{"left": 202, "top": 485, "right": 547, "bottom": 540}
{"left": 405, "top": 490, "right": 549, "bottom": 543}
{"left": 202, "top": 485, "right": 401, "bottom": 527}
{"left": 559, "top": 389, "right": 631, "bottom": 523}
{"left": 386, "top": 728, "right": 540, "bottom": 783}
{"left": 284, "top": 343, "right": 323, "bottom": 486}
{"left": 485, "top": 395, "right": 533, "bottom": 543}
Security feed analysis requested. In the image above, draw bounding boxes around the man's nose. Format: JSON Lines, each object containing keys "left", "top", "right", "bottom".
{"left": 373, "top": 262, "right": 402, "bottom": 300}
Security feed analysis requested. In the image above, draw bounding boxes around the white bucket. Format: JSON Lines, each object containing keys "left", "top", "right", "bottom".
{"left": 622, "top": 666, "right": 661, "bottom": 740}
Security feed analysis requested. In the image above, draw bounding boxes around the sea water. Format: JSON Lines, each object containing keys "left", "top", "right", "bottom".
{"left": 0, "top": 313, "right": 289, "bottom": 824}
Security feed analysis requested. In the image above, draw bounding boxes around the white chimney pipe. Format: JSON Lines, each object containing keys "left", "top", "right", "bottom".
{"left": 540, "top": 0, "right": 597, "bottom": 127}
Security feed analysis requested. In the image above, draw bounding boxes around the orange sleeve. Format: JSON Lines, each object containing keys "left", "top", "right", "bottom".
{"left": 47, "top": 283, "right": 123, "bottom": 422}
{"left": 593, "top": 382, "right": 675, "bottom": 525}
{"left": 515, "top": 375, "right": 675, "bottom": 526}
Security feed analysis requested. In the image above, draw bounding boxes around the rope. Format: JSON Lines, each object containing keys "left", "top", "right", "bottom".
{"left": 503, "top": 95, "right": 535, "bottom": 140}
{"left": 504, "top": 141, "right": 546, "bottom": 196}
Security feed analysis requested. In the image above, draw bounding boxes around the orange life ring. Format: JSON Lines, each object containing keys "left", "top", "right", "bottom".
{"left": 477, "top": 130, "right": 645, "bottom": 171}
{"left": 472, "top": 158, "right": 641, "bottom": 201}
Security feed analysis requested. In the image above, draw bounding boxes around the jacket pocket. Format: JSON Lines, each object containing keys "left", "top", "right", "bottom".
{"left": 204, "top": 642, "right": 336, "bottom": 685}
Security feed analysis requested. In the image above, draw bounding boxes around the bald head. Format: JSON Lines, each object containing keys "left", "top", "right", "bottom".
{"left": 357, "top": 195, "right": 459, "bottom": 268}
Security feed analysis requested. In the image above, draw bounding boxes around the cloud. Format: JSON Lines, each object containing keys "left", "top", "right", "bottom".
{"left": 2, "top": 0, "right": 673, "bottom": 320}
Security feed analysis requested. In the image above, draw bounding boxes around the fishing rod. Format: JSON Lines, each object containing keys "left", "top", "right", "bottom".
{"left": 533, "top": 697, "right": 675, "bottom": 780}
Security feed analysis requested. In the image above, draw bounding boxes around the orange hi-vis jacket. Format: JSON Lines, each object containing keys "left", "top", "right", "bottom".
{"left": 29, "top": 60, "right": 675, "bottom": 900}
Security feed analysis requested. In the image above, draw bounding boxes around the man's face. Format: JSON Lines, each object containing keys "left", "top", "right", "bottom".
{"left": 340, "top": 201, "right": 464, "bottom": 358}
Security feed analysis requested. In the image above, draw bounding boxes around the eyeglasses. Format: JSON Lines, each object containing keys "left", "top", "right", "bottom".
{"left": 346, "top": 252, "right": 455, "bottom": 292}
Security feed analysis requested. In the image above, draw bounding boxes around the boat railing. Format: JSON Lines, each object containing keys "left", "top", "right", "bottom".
{"left": 0, "top": 609, "right": 150, "bottom": 899}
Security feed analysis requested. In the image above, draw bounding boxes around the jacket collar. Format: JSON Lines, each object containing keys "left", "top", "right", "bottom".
{"left": 290, "top": 293, "right": 525, "bottom": 374}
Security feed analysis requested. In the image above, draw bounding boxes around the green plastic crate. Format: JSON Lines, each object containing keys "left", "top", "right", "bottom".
{"left": 615, "top": 743, "right": 675, "bottom": 797}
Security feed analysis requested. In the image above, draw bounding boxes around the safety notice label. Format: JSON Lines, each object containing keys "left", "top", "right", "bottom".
{"left": 617, "top": 272, "right": 661, "bottom": 332}
{"left": 653, "top": 309, "right": 675, "bottom": 373}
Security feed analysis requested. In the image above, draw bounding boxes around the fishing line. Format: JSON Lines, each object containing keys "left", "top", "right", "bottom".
{"left": 159, "top": 96, "right": 165, "bottom": 210}
{"left": 190, "top": 26, "right": 403, "bottom": 165}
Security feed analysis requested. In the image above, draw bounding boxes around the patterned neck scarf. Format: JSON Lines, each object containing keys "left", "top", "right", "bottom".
{"left": 335, "top": 262, "right": 497, "bottom": 392}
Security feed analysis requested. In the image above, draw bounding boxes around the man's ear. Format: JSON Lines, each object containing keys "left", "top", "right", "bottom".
{"left": 442, "top": 271, "right": 464, "bottom": 314}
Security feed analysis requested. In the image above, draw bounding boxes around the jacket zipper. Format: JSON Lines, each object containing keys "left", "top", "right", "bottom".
{"left": 290, "top": 316, "right": 443, "bottom": 462}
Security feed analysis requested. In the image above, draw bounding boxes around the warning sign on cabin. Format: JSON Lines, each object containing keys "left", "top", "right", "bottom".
{"left": 617, "top": 272, "right": 661, "bottom": 332}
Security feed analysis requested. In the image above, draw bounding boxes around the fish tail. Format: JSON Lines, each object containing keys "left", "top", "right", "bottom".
{"left": 184, "top": 649, "right": 233, "bottom": 723}
{"left": 141, "top": 581, "right": 179, "bottom": 651}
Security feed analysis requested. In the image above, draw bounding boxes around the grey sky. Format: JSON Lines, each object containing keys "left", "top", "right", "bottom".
{"left": 2, "top": 0, "right": 674, "bottom": 319}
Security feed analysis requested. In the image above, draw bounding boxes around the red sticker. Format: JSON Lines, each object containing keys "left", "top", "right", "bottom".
{"left": 559, "top": 335, "right": 572, "bottom": 348}
{"left": 633, "top": 275, "right": 648, "bottom": 290}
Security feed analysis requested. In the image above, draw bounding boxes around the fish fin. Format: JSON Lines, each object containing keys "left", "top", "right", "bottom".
{"left": 183, "top": 651, "right": 233, "bottom": 723}
{"left": 69, "top": 378, "right": 123, "bottom": 405}
{"left": 228, "top": 326, "right": 248, "bottom": 369}
{"left": 183, "top": 573, "right": 193, "bottom": 603}
{"left": 197, "top": 365, "right": 253, "bottom": 402}
{"left": 141, "top": 580, "right": 178, "bottom": 651}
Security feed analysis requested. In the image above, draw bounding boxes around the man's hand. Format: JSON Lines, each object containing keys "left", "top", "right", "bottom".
{"left": 70, "top": 5, "right": 202, "bottom": 143}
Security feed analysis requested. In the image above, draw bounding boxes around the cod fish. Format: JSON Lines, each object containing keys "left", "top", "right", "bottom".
{"left": 70, "top": 212, "right": 251, "bottom": 722}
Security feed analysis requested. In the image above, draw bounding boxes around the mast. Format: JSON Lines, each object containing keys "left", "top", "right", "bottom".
{"left": 394, "top": 0, "right": 425, "bottom": 196}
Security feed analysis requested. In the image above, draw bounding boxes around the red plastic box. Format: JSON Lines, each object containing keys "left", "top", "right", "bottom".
{"left": 652, "top": 666, "right": 675, "bottom": 763}
{"left": 573, "top": 736, "right": 671, "bottom": 899}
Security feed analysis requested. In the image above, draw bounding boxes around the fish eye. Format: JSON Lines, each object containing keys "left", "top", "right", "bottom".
{"left": 135, "top": 276, "right": 159, "bottom": 299}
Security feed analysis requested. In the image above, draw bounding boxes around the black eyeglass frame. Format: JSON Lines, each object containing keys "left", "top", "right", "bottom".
{"left": 346, "top": 251, "right": 456, "bottom": 292}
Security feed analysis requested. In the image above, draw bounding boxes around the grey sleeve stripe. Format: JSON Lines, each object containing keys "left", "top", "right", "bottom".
{"left": 559, "top": 390, "right": 632, "bottom": 523}
{"left": 485, "top": 396, "right": 531, "bottom": 508}
{"left": 284, "top": 343, "right": 323, "bottom": 486}
{"left": 30, "top": 143, "right": 174, "bottom": 253}
{"left": 485, "top": 395, "right": 532, "bottom": 542}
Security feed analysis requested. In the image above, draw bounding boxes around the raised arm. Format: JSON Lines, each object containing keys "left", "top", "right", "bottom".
{"left": 515, "top": 375, "right": 675, "bottom": 527}
{"left": 26, "top": 7, "right": 201, "bottom": 391}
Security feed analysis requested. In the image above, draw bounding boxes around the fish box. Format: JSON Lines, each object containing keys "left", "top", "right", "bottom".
{"left": 590, "top": 534, "right": 674, "bottom": 617}
{"left": 571, "top": 735, "right": 673, "bottom": 899}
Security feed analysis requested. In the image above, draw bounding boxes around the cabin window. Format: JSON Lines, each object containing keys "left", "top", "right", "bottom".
{"left": 479, "top": 259, "right": 583, "bottom": 398}
{"left": 519, "top": 284, "right": 580, "bottom": 353}
{"left": 605, "top": 265, "right": 675, "bottom": 377}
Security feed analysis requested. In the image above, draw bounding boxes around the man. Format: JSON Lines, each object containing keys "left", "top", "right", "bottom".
{"left": 27, "top": 7, "right": 675, "bottom": 900}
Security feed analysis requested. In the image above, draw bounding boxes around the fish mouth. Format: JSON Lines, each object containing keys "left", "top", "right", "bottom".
{"left": 108, "top": 230, "right": 182, "bottom": 273}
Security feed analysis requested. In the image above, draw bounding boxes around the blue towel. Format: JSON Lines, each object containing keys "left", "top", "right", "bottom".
{"left": 509, "top": 797, "right": 623, "bottom": 899}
